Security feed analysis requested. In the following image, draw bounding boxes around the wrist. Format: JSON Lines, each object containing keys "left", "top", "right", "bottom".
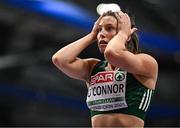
{"left": 89, "top": 32, "right": 97, "bottom": 42}
{"left": 117, "top": 31, "right": 129, "bottom": 41}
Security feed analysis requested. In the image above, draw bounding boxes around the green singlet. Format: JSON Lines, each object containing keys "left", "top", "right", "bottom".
{"left": 86, "top": 60, "right": 154, "bottom": 120}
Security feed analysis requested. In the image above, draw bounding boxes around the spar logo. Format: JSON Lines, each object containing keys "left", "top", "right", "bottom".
{"left": 115, "top": 72, "right": 125, "bottom": 81}
{"left": 90, "top": 72, "right": 114, "bottom": 85}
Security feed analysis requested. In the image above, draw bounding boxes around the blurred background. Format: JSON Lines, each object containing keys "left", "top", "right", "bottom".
{"left": 0, "top": 0, "right": 180, "bottom": 127}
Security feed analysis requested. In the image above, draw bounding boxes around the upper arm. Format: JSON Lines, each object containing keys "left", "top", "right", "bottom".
{"left": 53, "top": 57, "right": 100, "bottom": 81}
{"left": 105, "top": 50, "right": 158, "bottom": 79}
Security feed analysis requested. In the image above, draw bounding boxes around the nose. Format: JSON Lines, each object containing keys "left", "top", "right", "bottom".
{"left": 99, "top": 29, "right": 106, "bottom": 38}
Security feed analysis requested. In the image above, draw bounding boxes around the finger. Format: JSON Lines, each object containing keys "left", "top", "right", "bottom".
{"left": 117, "top": 11, "right": 125, "bottom": 17}
{"left": 117, "top": 10, "right": 124, "bottom": 14}
{"left": 124, "top": 13, "right": 129, "bottom": 16}
{"left": 95, "top": 14, "right": 103, "bottom": 24}
{"left": 124, "top": 13, "right": 130, "bottom": 19}
{"left": 115, "top": 12, "right": 121, "bottom": 21}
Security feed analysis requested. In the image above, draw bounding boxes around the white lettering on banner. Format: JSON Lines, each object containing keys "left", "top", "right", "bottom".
{"left": 90, "top": 72, "right": 114, "bottom": 85}
{"left": 87, "top": 71, "right": 128, "bottom": 111}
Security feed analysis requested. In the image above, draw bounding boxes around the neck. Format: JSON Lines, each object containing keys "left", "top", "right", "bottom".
{"left": 107, "top": 63, "right": 116, "bottom": 71}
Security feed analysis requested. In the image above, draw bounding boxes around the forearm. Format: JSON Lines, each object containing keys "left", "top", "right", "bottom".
{"left": 104, "top": 31, "right": 130, "bottom": 69}
{"left": 52, "top": 33, "right": 94, "bottom": 65}
{"left": 105, "top": 31, "right": 128, "bottom": 54}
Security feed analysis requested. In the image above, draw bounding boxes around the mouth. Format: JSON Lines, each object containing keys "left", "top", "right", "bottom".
{"left": 99, "top": 40, "right": 108, "bottom": 45}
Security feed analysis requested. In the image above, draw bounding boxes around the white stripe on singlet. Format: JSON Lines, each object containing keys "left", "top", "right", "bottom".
{"left": 142, "top": 89, "right": 150, "bottom": 110}
{"left": 139, "top": 89, "right": 153, "bottom": 111}
{"left": 145, "top": 90, "right": 153, "bottom": 111}
{"left": 138, "top": 91, "right": 147, "bottom": 110}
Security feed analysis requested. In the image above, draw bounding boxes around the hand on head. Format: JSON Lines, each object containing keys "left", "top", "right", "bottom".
{"left": 91, "top": 14, "right": 104, "bottom": 41}
{"left": 90, "top": 11, "right": 137, "bottom": 42}
{"left": 115, "top": 11, "right": 137, "bottom": 40}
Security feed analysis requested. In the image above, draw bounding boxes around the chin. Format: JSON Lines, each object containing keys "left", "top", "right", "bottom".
{"left": 98, "top": 46, "right": 107, "bottom": 53}
{"left": 99, "top": 48, "right": 106, "bottom": 54}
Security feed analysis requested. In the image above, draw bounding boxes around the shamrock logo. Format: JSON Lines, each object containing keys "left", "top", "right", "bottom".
{"left": 115, "top": 72, "right": 125, "bottom": 81}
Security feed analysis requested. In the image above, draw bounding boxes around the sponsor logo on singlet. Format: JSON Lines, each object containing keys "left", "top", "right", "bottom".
{"left": 86, "top": 70, "right": 128, "bottom": 111}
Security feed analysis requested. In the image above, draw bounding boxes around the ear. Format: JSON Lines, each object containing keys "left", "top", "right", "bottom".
{"left": 128, "top": 27, "right": 137, "bottom": 41}
{"left": 127, "top": 36, "right": 131, "bottom": 42}
{"left": 131, "top": 27, "right": 138, "bottom": 34}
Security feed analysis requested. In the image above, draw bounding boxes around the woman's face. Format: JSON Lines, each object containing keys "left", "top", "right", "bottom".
{"left": 97, "top": 15, "right": 117, "bottom": 53}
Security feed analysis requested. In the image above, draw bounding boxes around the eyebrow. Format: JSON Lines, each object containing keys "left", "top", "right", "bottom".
{"left": 99, "top": 24, "right": 115, "bottom": 27}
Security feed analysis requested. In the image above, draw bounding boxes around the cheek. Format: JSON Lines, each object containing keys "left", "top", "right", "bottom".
{"left": 108, "top": 32, "right": 117, "bottom": 39}
{"left": 97, "top": 33, "right": 101, "bottom": 41}
{"left": 97, "top": 33, "right": 100, "bottom": 38}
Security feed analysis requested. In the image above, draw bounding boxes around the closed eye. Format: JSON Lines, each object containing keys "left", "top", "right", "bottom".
{"left": 106, "top": 26, "right": 114, "bottom": 31}
{"left": 105, "top": 25, "right": 116, "bottom": 32}
{"left": 98, "top": 27, "right": 102, "bottom": 32}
